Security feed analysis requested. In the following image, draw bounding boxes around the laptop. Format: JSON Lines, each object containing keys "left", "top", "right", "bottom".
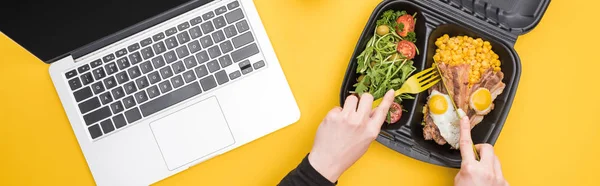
{"left": 0, "top": 0, "right": 300, "bottom": 185}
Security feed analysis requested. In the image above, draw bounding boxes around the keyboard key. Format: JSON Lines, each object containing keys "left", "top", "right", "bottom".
{"left": 100, "top": 119, "right": 115, "bottom": 133}
{"left": 227, "top": 1, "right": 240, "bottom": 10}
{"left": 159, "top": 80, "right": 173, "bottom": 93}
{"left": 239, "top": 60, "right": 253, "bottom": 75}
{"left": 232, "top": 32, "right": 254, "bottom": 48}
{"left": 103, "top": 54, "right": 116, "bottom": 63}
{"left": 151, "top": 56, "right": 166, "bottom": 68}
{"left": 105, "top": 62, "right": 118, "bottom": 75}
{"left": 69, "top": 78, "right": 82, "bottom": 90}
{"left": 218, "top": 55, "right": 233, "bottom": 68}
{"left": 224, "top": 25, "right": 238, "bottom": 38}
{"left": 195, "top": 65, "right": 209, "bottom": 78}
{"left": 201, "top": 21, "right": 214, "bottom": 34}
{"left": 115, "top": 71, "right": 129, "bottom": 84}
{"left": 115, "top": 48, "right": 128, "bottom": 57}
{"left": 200, "top": 35, "right": 214, "bottom": 48}
{"left": 83, "top": 106, "right": 112, "bottom": 125}
{"left": 190, "top": 16, "right": 203, "bottom": 26}
{"left": 176, "top": 45, "right": 190, "bottom": 58}
{"left": 231, "top": 43, "right": 259, "bottom": 62}
{"left": 182, "top": 70, "right": 197, "bottom": 83}
{"left": 165, "top": 36, "right": 179, "bottom": 50}
{"left": 135, "top": 90, "right": 148, "bottom": 103}
{"left": 160, "top": 66, "right": 174, "bottom": 79}
{"left": 213, "top": 16, "right": 226, "bottom": 29}
{"left": 212, "top": 30, "right": 226, "bottom": 43}
{"left": 165, "top": 27, "right": 178, "bottom": 36}
{"left": 81, "top": 72, "right": 94, "bottom": 85}
{"left": 79, "top": 97, "right": 101, "bottom": 114}
{"left": 208, "top": 46, "right": 221, "bottom": 59}
{"left": 200, "top": 75, "right": 217, "bottom": 91}
{"left": 196, "top": 51, "right": 210, "bottom": 64}
{"left": 90, "top": 59, "right": 103, "bottom": 68}
{"left": 128, "top": 43, "right": 141, "bottom": 52}
{"left": 177, "top": 31, "right": 191, "bottom": 44}
{"left": 207, "top": 60, "right": 220, "bottom": 73}
{"left": 124, "top": 107, "right": 142, "bottom": 123}
{"left": 74, "top": 87, "right": 93, "bottom": 102}
{"left": 189, "top": 26, "right": 203, "bottom": 39}
{"left": 153, "top": 41, "right": 167, "bottom": 54}
{"left": 103, "top": 76, "right": 117, "bottom": 89}
{"left": 178, "top": 22, "right": 190, "bottom": 31}
{"left": 147, "top": 85, "right": 160, "bottom": 99}
{"left": 93, "top": 68, "right": 106, "bottom": 80}
{"left": 172, "top": 61, "right": 186, "bottom": 74}
{"left": 164, "top": 50, "right": 178, "bottom": 63}
{"left": 113, "top": 114, "right": 127, "bottom": 129}
{"left": 78, "top": 64, "right": 91, "bottom": 73}
{"left": 183, "top": 56, "right": 198, "bottom": 69}
{"left": 135, "top": 76, "right": 150, "bottom": 89}
{"left": 188, "top": 40, "right": 202, "bottom": 54}
{"left": 140, "top": 38, "right": 153, "bottom": 47}
{"left": 148, "top": 71, "right": 162, "bottom": 84}
{"left": 153, "top": 32, "right": 166, "bottom": 42}
{"left": 225, "top": 9, "right": 244, "bottom": 24}
{"left": 220, "top": 40, "right": 234, "bottom": 53}
{"left": 140, "top": 82, "right": 202, "bottom": 117}
{"left": 229, "top": 70, "right": 241, "bottom": 80}
{"left": 116, "top": 57, "right": 130, "bottom": 70}
{"left": 129, "top": 51, "right": 143, "bottom": 65}
{"left": 111, "top": 101, "right": 124, "bottom": 114}
{"left": 127, "top": 66, "right": 142, "bottom": 79}
{"left": 99, "top": 92, "right": 113, "bottom": 105}
{"left": 171, "top": 75, "right": 185, "bottom": 88}
{"left": 141, "top": 47, "right": 155, "bottom": 60}
{"left": 92, "top": 82, "right": 105, "bottom": 94}
{"left": 215, "top": 6, "right": 227, "bottom": 15}
{"left": 88, "top": 124, "right": 103, "bottom": 139}
{"left": 236, "top": 20, "right": 250, "bottom": 32}
{"left": 65, "top": 69, "right": 78, "bottom": 79}
{"left": 123, "top": 96, "right": 136, "bottom": 109}
{"left": 140, "top": 61, "right": 154, "bottom": 74}
{"left": 111, "top": 86, "right": 125, "bottom": 100}
{"left": 202, "top": 11, "right": 215, "bottom": 20}
{"left": 215, "top": 70, "right": 229, "bottom": 85}
{"left": 124, "top": 82, "right": 137, "bottom": 95}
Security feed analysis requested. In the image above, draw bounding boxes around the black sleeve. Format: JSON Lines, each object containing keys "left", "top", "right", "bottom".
{"left": 278, "top": 154, "right": 337, "bottom": 186}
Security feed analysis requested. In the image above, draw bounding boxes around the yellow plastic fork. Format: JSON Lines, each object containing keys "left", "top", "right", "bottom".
{"left": 372, "top": 67, "right": 441, "bottom": 108}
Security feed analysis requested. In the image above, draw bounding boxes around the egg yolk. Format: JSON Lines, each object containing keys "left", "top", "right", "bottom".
{"left": 470, "top": 88, "right": 492, "bottom": 111}
{"left": 429, "top": 95, "right": 448, "bottom": 115}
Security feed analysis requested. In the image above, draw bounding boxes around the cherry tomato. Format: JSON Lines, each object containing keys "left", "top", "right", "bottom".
{"left": 396, "top": 15, "right": 415, "bottom": 37}
{"left": 396, "top": 40, "right": 417, "bottom": 59}
{"left": 388, "top": 102, "right": 402, "bottom": 123}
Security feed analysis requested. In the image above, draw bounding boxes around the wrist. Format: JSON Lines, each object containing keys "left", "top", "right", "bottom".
{"left": 308, "top": 152, "right": 343, "bottom": 183}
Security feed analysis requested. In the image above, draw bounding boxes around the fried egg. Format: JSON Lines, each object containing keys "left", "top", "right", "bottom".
{"left": 470, "top": 88, "right": 493, "bottom": 115}
{"left": 428, "top": 90, "right": 466, "bottom": 148}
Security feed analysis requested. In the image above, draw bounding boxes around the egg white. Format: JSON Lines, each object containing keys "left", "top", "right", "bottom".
{"left": 429, "top": 90, "right": 466, "bottom": 149}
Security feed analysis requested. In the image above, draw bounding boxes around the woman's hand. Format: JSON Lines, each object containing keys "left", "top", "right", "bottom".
{"left": 307, "top": 90, "right": 395, "bottom": 182}
{"left": 455, "top": 116, "right": 509, "bottom": 186}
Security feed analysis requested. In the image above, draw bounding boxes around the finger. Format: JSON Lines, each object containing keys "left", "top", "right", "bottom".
{"left": 369, "top": 90, "right": 395, "bottom": 128}
{"left": 458, "top": 116, "right": 475, "bottom": 161}
{"left": 493, "top": 155, "right": 504, "bottom": 179}
{"left": 475, "top": 144, "right": 495, "bottom": 165}
{"left": 357, "top": 93, "right": 374, "bottom": 120}
{"left": 342, "top": 95, "right": 359, "bottom": 115}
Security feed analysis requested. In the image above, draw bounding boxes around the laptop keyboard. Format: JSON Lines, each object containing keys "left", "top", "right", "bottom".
{"left": 64, "top": 0, "right": 266, "bottom": 140}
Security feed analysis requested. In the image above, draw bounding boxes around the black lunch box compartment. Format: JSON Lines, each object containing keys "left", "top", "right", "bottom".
{"left": 340, "top": 0, "right": 549, "bottom": 168}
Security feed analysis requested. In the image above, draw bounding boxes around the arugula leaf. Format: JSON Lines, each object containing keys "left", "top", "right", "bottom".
{"left": 404, "top": 32, "right": 417, "bottom": 43}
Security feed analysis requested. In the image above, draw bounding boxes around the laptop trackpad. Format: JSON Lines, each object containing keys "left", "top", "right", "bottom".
{"left": 150, "top": 97, "right": 235, "bottom": 170}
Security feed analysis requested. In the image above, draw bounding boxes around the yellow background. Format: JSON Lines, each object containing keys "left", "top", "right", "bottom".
{"left": 1, "top": 0, "right": 598, "bottom": 185}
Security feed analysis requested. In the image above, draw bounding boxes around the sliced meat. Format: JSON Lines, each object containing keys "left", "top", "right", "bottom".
{"left": 423, "top": 107, "right": 447, "bottom": 145}
{"left": 467, "top": 68, "right": 506, "bottom": 128}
